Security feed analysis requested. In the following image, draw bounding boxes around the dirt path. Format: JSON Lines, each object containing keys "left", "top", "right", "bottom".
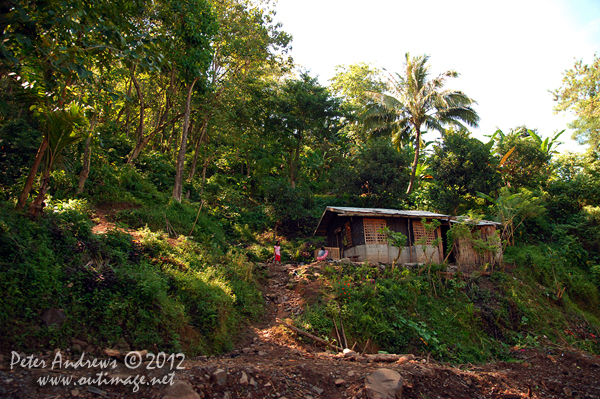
{"left": 2, "top": 217, "right": 600, "bottom": 398}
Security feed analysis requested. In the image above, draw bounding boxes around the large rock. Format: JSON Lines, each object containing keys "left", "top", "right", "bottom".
{"left": 211, "top": 369, "right": 227, "bottom": 386}
{"left": 364, "top": 368, "right": 403, "bottom": 399}
{"left": 163, "top": 380, "right": 200, "bottom": 399}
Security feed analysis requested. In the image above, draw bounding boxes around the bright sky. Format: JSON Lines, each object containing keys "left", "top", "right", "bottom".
{"left": 273, "top": 0, "right": 600, "bottom": 153}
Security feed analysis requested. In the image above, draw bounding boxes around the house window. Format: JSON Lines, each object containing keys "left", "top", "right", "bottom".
{"left": 344, "top": 222, "right": 353, "bottom": 247}
{"left": 412, "top": 220, "right": 436, "bottom": 245}
{"left": 364, "top": 219, "right": 387, "bottom": 244}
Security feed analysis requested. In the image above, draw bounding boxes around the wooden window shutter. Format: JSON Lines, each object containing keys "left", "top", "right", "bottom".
{"left": 363, "top": 219, "right": 387, "bottom": 244}
{"left": 344, "top": 222, "right": 352, "bottom": 247}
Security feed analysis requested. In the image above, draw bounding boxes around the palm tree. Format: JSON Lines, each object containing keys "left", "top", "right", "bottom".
{"left": 363, "top": 53, "right": 480, "bottom": 194}
{"left": 23, "top": 105, "right": 85, "bottom": 216}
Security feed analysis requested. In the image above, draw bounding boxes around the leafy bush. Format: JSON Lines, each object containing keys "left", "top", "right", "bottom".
{"left": 296, "top": 263, "right": 508, "bottom": 362}
{"left": 331, "top": 138, "right": 411, "bottom": 208}
{"left": 135, "top": 151, "right": 176, "bottom": 193}
{"left": 0, "top": 204, "right": 263, "bottom": 355}
{"left": 261, "top": 177, "right": 316, "bottom": 236}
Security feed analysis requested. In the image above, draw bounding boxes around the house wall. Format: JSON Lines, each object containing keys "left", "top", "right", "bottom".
{"left": 388, "top": 218, "right": 410, "bottom": 246}
{"left": 326, "top": 216, "right": 408, "bottom": 247}
{"left": 320, "top": 212, "right": 502, "bottom": 267}
{"left": 344, "top": 244, "right": 442, "bottom": 264}
{"left": 326, "top": 217, "right": 365, "bottom": 251}
{"left": 324, "top": 215, "right": 444, "bottom": 264}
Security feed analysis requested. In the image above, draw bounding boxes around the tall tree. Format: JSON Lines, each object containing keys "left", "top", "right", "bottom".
{"left": 185, "top": 0, "right": 292, "bottom": 181}
{"left": 329, "top": 63, "right": 386, "bottom": 144}
{"left": 165, "top": 0, "right": 217, "bottom": 202}
{"left": 429, "top": 129, "right": 499, "bottom": 214}
{"left": 268, "top": 72, "right": 342, "bottom": 188}
{"left": 5, "top": 0, "right": 164, "bottom": 209}
{"left": 495, "top": 128, "right": 552, "bottom": 190}
{"left": 28, "top": 104, "right": 86, "bottom": 216}
{"left": 363, "top": 53, "right": 479, "bottom": 194}
{"left": 552, "top": 55, "right": 600, "bottom": 151}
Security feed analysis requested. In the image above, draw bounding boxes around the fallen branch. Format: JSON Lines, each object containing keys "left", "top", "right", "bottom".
{"left": 164, "top": 215, "right": 178, "bottom": 238}
{"left": 333, "top": 318, "right": 342, "bottom": 352}
{"left": 276, "top": 318, "right": 342, "bottom": 352}
{"left": 339, "top": 317, "right": 348, "bottom": 349}
{"left": 365, "top": 353, "right": 415, "bottom": 363}
{"left": 188, "top": 200, "right": 205, "bottom": 235}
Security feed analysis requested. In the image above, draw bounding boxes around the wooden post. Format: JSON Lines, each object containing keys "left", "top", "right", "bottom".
{"left": 408, "top": 219, "right": 413, "bottom": 262}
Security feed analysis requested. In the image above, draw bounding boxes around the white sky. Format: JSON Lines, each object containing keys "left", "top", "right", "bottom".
{"left": 272, "top": 0, "right": 600, "bottom": 153}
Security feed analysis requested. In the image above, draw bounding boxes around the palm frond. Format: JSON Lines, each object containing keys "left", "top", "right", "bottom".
{"left": 43, "top": 104, "right": 86, "bottom": 172}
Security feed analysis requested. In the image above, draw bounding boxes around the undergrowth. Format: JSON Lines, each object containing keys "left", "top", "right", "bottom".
{"left": 0, "top": 200, "right": 263, "bottom": 355}
{"left": 295, "top": 258, "right": 600, "bottom": 364}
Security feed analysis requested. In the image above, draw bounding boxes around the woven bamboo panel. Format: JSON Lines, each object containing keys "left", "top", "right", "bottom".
{"left": 412, "top": 221, "right": 436, "bottom": 245}
{"left": 364, "top": 219, "right": 387, "bottom": 244}
{"left": 455, "top": 225, "right": 503, "bottom": 267}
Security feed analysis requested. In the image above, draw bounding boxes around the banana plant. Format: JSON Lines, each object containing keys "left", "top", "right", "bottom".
{"left": 483, "top": 128, "right": 505, "bottom": 152}
{"left": 477, "top": 187, "right": 545, "bottom": 248}
{"left": 525, "top": 128, "right": 565, "bottom": 155}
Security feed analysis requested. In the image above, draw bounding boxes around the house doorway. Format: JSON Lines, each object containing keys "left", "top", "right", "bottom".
{"left": 441, "top": 224, "right": 455, "bottom": 264}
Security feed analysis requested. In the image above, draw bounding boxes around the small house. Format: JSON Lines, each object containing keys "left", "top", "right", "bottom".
{"left": 314, "top": 206, "right": 502, "bottom": 266}
{"left": 449, "top": 219, "right": 503, "bottom": 268}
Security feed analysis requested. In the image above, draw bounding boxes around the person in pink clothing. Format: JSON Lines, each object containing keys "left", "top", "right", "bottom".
{"left": 274, "top": 241, "right": 281, "bottom": 264}
{"left": 317, "top": 246, "right": 329, "bottom": 261}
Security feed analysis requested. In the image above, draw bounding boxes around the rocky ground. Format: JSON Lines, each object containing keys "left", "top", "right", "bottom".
{"left": 2, "top": 253, "right": 600, "bottom": 398}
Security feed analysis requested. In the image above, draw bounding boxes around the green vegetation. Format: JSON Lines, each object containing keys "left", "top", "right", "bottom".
{"left": 1, "top": 0, "right": 600, "bottom": 362}
{"left": 298, "top": 254, "right": 599, "bottom": 363}
{"left": 0, "top": 198, "right": 263, "bottom": 355}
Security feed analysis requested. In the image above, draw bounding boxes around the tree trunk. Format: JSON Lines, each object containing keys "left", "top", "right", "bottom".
{"left": 166, "top": 124, "right": 177, "bottom": 152}
{"left": 290, "top": 137, "right": 301, "bottom": 188}
{"left": 246, "top": 150, "right": 250, "bottom": 178}
{"left": 76, "top": 116, "right": 97, "bottom": 194}
{"left": 406, "top": 127, "right": 421, "bottom": 194}
{"left": 16, "top": 137, "right": 48, "bottom": 210}
{"left": 131, "top": 73, "right": 145, "bottom": 142}
{"left": 188, "top": 120, "right": 208, "bottom": 180}
{"left": 125, "top": 73, "right": 133, "bottom": 137}
{"left": 173, "top": 78, "right": 198, "bottom": 202}
{"left": 200, "top": 152, "right": 209, "bottom": 196}
{"left": 127, "top": 112, "right": 184, "bottom": 163}
{"left": 28, "top": 169, "right": 50, "bottom": 217}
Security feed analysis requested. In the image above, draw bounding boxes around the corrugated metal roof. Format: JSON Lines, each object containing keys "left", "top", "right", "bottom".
{"left": 314, "top": 206, "right": 452, "bottom": 236}
{"left": 325, "top": 207, "right": 450, "bottom": 218}
{"left": 313, "top": 206, "right": 501, "bottom": 236}
{"left": 450, "top": 219, "right": 502, "bottom": 226}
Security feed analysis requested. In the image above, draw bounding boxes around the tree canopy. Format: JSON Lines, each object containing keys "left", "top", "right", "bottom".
{"left": 362, "top": 53, "right": 479, "bottom": 194}
{"left": 553, "top": 54, "right": 600, "bottom": 151}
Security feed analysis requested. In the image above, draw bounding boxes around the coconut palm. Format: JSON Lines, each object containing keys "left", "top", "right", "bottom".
{"left": 363, "top": 53, "right": 480, "bottom": 194}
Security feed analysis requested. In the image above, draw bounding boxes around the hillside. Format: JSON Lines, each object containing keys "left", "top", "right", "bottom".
{"left": 2, "top": 233, "right": 600, "bottom": 398}
{"left": 2, "top": 2, "right": 600, "bottom": 396}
